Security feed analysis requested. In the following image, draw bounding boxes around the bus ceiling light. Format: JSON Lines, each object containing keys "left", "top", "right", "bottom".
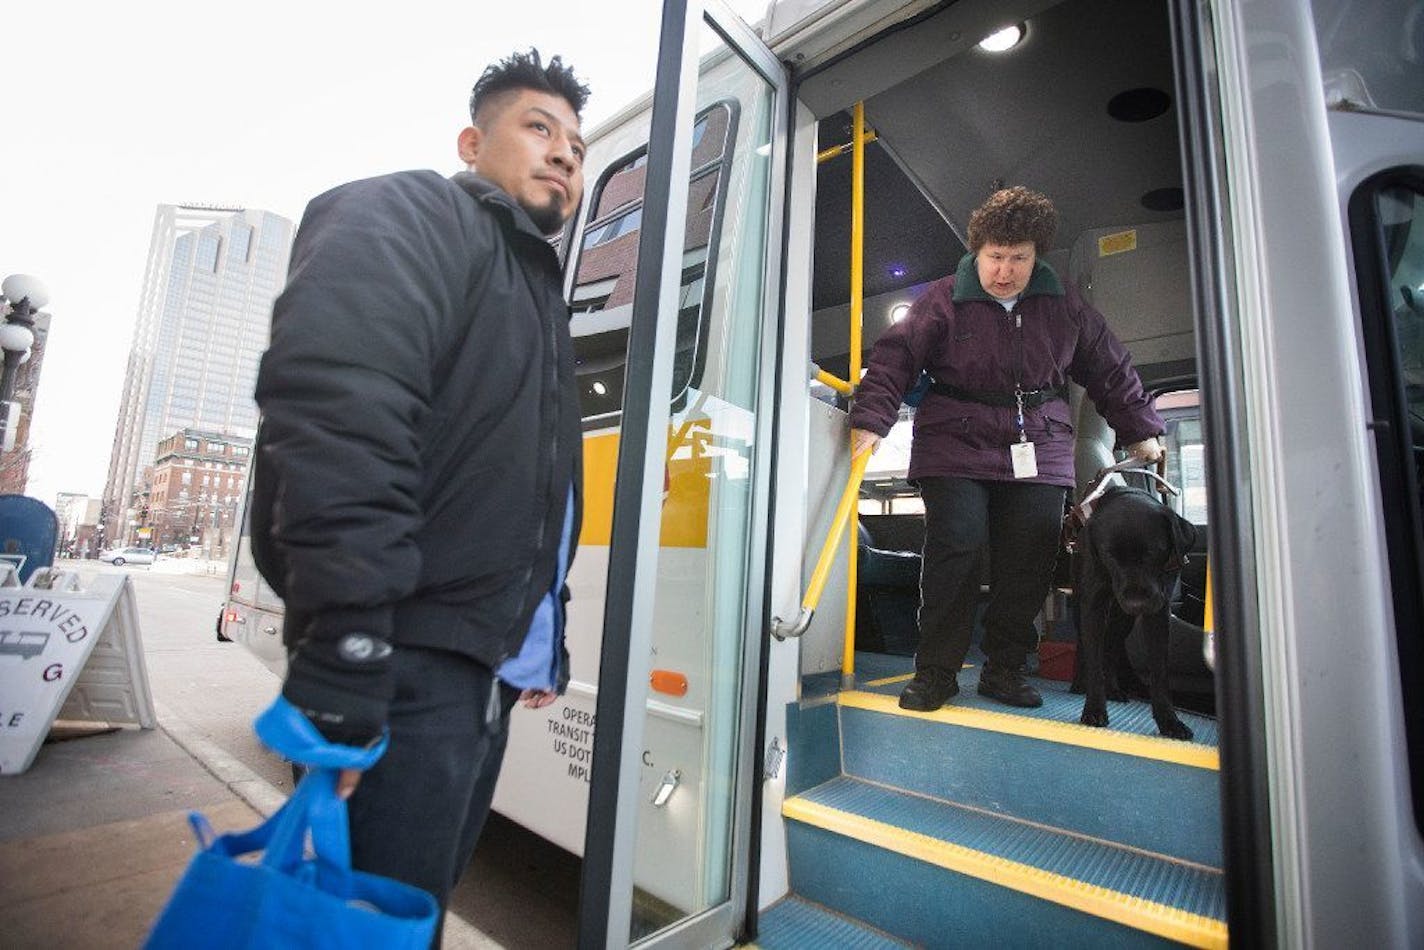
{"left": 890, "top": 302, "right": 912, "bottom": 323}
{"left": 592, "top": 381, "right": 608, "bottom": 396}
{"left": 651, "top": 768, "right": 681, "bottom": 807}
{"left": 977, "top": 23, "right": 1025, "bottom": 53}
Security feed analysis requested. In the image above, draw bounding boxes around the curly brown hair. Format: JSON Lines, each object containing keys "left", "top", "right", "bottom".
{"left": 966, "top": 186, "right": 1058, "bottom": 255}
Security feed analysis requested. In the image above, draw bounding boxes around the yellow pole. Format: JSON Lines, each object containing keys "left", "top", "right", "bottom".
{"left": 813, "top": 367, "right": 853, "bottom": 396}
{"left": 803, "top": 451, "right": 872, "bottom": 612}
{"left": 1203, "top": 559, "right": 1214, "bottom": 633}
{"left": 843, "top": 101, "right": 867, "bottom": 690}
{"left": 815, "top": 130, "right": 878, "bottom": 164}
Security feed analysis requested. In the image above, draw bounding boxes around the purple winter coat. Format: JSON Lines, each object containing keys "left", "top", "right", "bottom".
{"left": 850, "top": 254, "right": 1163, "bottom": 488}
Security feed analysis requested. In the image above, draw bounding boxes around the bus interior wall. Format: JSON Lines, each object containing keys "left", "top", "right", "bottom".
{"left": 802, "top": 0, "right": 1212, "bottom": 709}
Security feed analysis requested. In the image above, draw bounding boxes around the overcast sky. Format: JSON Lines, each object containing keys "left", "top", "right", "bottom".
{"left": 3, "top": 0, "right": 766, "bottom": 509}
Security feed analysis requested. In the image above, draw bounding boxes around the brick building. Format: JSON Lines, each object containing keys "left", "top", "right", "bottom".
{"left": 0, "top": 310, "right": 53, "bottom": 495}
{"left": 566, "top": 106, "right": 730, "bottom": 418}
{"left": 146, "top": 427, "right": 251, "bottom": 557}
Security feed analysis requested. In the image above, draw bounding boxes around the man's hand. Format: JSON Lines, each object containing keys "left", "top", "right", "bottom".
{"left": 337, "top": 769, "right": 362, "bottom": 800}
{"left": 519, "top": 688, "right": 558, "bottom": 709}
{"left": 851, "top": 428, "right": 882, "bottom": 458}
{"left": 287, "top": 632, "right": 394, "bottom": 802}
{"left": 282, "top": 632, "right": 393, "bottom": 748}
{"left": 1126, "top": 436, "right": 1165, "bottom": 463}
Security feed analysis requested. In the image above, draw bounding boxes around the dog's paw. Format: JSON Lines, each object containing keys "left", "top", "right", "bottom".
{"left": 1157, "top": 718, "right": 1194, "bottom": 741}
{"left": 1080, "top": 705, "right": 1109, "bottom": 728}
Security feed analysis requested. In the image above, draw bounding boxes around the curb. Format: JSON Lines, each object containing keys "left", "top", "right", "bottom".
{"left": 154, "top": 701, "right": 287, "bottom": 817}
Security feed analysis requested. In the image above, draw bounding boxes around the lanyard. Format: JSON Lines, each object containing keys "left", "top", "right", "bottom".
{"left": 1012, "top": 311, "right": 1028, "bottom": 443}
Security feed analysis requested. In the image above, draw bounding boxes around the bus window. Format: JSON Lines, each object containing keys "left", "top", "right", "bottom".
{"left": 1352, "top": 173, "right": 1424, "bottom": 832}
{"left": 230, "top": 502, "right": 265, "bottom": 604}
{"left": 569, "top": 105, "right": 736, "bottom": 421}
{"left": 1157, "top": 388, "right": 1208, "bottom": 524}
{"left": 229, "top": 475, "right": 282, "bottom": 612}
{"left": 858, "top": 408, "right": 923, "bottom": 515}
{"left": 1312, "top": 0, "right": 1424, "bottom": 117}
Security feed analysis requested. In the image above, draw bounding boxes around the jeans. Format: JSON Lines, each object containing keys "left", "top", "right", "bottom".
{"left": 915, "top": 476, "right": 1066, "bottom": 673}
{"left": 345, "top": 646, "right": 519, "bottom": 920}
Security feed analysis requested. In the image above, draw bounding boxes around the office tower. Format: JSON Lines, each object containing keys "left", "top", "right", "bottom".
{"left": 101, "top": 205, "right": 292, "bottom": 543}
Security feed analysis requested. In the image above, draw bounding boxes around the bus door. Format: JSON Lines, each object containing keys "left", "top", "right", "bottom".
{"left": 576, "top": 1, "right": 788, "bottom": 947}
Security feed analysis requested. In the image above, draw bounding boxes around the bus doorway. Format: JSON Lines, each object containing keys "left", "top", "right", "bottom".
{"left": 760, "top": 0, "right": 1226, "bottom": 945}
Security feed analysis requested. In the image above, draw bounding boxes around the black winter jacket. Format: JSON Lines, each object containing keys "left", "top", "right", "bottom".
{"left": 251, "top": 171, "right": 583, "bottom": 680}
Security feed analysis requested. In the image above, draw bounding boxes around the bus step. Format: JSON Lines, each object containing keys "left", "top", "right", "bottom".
{"left": 836, "top": 686, "right": 1221, "bottom": 867}
{"left": 749, "top": 894, "right": 916, "bottom": 949}
{"left": 783, "top": 775, "right": 1226, "bottom": 949}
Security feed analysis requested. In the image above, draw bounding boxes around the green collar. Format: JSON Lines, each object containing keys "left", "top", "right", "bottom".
{"left": 952, "top": 252, "right": 1064, "bottom": 303}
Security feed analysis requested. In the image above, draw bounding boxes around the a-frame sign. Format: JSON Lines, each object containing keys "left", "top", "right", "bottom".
{"left": 0, "top": 567, "right": 155, "bottom": 774}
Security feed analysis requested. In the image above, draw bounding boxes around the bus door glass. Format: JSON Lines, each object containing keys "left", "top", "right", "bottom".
{"left": 577, "top": 1, "right": 787, "bottom": 947}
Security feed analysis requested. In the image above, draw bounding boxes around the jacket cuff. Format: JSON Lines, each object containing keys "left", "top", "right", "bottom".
{"left": 1114, "top": 429, "right": 1165, "bottom": 450}
{"left": 848, "top": 415, "right": 893, "bottom": 438}
{"left": 304, "top": 605, "right": 396, "bottom": 643}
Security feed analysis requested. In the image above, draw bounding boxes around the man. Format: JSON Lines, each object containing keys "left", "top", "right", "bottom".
{"left": 249, "top": 50, "right": 588, "bottom": 915}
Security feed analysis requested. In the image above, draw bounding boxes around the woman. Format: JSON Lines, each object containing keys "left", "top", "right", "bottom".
{"left": 850, "top": 186, "right": 1164, "bottom": 711}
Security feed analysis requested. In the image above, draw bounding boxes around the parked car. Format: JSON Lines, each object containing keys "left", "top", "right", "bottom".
{"left": 98, "top": 547, "right": 157, "bottom": 566}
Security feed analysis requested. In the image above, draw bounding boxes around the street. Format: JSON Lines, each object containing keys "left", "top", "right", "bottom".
{"left": 41, "top": 560, "right": 580, "bottom": 948}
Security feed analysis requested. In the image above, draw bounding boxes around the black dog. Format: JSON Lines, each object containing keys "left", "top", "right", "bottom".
{"left": 1074, "top": 486, "right": 1198, "bottom": 740}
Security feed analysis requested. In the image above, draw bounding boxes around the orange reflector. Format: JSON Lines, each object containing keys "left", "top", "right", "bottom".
{"left": 225, "top": 610, "right": 244, "bottom": 624}
{"left": 649, "top": 669, "right": 688, "bottom": 697}
{"left": 231, "top": 581, "right": 241, "bottom": 594}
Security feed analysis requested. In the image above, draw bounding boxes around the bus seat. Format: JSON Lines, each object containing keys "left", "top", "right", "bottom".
{"left": 1070, "top": 383, "right": 1120, "bottom": 502}
{"left": 856, "top": 514, "right": 923, "bottom": 656}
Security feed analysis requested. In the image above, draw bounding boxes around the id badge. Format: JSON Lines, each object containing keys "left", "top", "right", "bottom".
{"left": 1010, "top": 441, "right": 1038, "bottom": 479}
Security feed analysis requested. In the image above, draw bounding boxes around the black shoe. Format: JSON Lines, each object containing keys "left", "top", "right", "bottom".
{"left": 899, "top": 666, "right": 959, "bottom": 711}
{"left": 977, "top": 665, "right": 1043, "bottom": 708}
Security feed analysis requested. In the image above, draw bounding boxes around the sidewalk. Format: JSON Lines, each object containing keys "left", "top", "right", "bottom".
{"left": 0, "top": 714, "right": 271, "bottom": 948}
{"left": 0, "top": 710, "right": 500, "bottom": 949}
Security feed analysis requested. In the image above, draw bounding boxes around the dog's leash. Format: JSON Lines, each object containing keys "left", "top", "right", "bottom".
{"left": 1062, "top": 454, "right": 1179, "bottom": 554}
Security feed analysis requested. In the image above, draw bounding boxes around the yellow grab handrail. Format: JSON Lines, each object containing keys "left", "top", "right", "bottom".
{"left": 772, "top": 101, "right": 871, "bottom": 693}
{"left": 769, "top": 449, "right": 871, "bottom": 640}
{"left": 812, "top": 364, "right": 853, "bottom": 396}
{"left": 815, "top": 129, "right": 878, "bottom": 164}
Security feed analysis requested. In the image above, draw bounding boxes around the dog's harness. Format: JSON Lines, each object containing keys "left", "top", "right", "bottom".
{"left": 1062, "top": 455, "right": 1179, "bottom": 555}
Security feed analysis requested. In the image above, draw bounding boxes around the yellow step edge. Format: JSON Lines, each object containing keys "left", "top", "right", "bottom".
{"left": 839, "top": 689, "right": 1220, "bottom": 771}
{"left": 783, "top": 796, "right": 1227, "bottom": 950}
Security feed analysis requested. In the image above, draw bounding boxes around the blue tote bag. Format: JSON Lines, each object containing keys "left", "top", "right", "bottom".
{"left": 145, "top": 705, "right": 438, "bottom": 949}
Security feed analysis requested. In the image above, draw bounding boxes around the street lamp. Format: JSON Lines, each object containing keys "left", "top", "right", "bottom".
{"left": 0, "top": 275, "right": 48, "bottom": 452}
{"left": 0, "top": 274, "right": 48, "bottom": 404}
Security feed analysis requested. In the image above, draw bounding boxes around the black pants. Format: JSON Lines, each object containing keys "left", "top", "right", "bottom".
{"left": 915, "top": 476, "right": 1066, "bottom": 673}
{"left": 346, "top": 646, "right": 519, "bottom": 919}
